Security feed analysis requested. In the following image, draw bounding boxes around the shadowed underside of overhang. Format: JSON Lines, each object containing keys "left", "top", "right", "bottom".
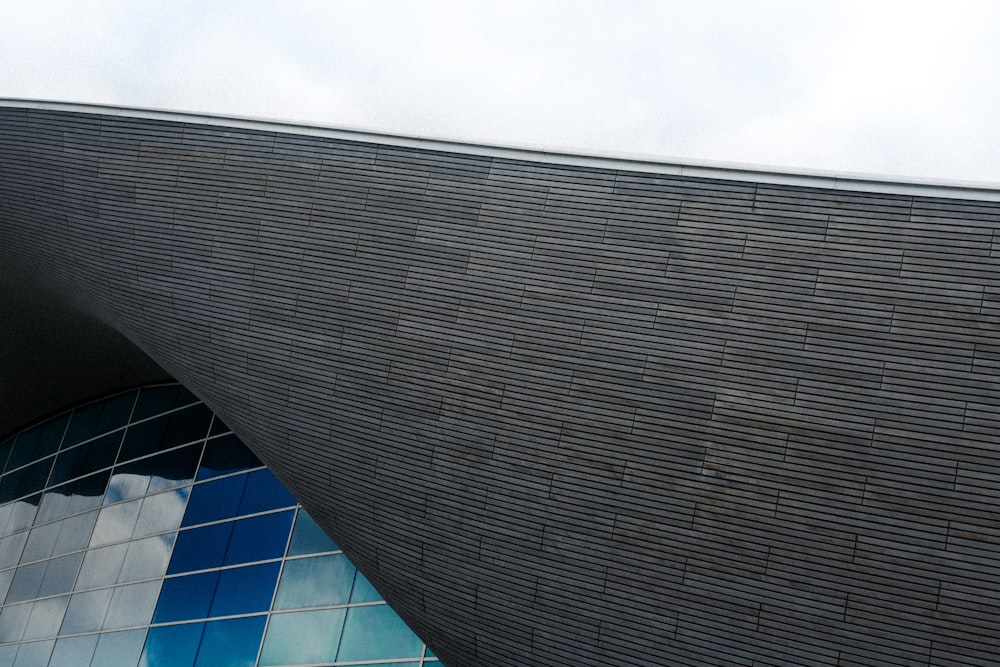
{"left": 2, "top": 105, "right": 1000, "bottom": 667}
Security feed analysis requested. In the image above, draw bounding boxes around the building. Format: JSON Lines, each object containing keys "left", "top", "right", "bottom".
{"left": 2, "top": 100, "right": 1000, "bottom": 666}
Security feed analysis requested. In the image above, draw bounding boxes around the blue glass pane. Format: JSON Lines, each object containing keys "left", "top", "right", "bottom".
{"left": 274, "top": 554, "right": 355, "bottom": 610}
{"left": 197, "top": 435, "right": 260, "bottom": 481}
{"left": 195, "top": 616, "right": 266, "bottom": 667}
{"left": 168, "top": 522, "right": 233, "bottom": 574}
{"left": 337, "top": 604, "right": 424, "bottom": 662}
{"left": 182, "top": 475, "right": 247, "bottom": 527}
{"left": 350, "top": 571, "right": 383, "bottom": 603}
{"left": 120, "top": 404, "right": 211, "bottom": 463}
{"left": 153, "top": 571, "right": 219, "bottom": 623}
{"left": 238, "top": 469, "right": 295, "bottom": 515}
{"left": 140, "top": 622, "right": 204, "bottom": 667}
{"left": 210, "top": 562, "right": 280, "bottom": 617}
{"left": 223, "top": 511, "right": 293, "bottom": 566}
{"left": 132, "top": 386, "right": 197, "bottom": 422}
{"left": 259, "top": 609, "right": 346, "bottom": 666}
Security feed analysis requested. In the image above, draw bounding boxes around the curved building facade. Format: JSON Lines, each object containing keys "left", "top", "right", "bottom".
{"left": 0, "top": 385, "right": 437, "bottom": 666}
{"left": 2, "top": 101, "right": 1000, "bottom": 666}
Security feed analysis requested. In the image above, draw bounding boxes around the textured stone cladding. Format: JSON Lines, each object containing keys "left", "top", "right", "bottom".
{"left": 2, "top": 107, "right": 1000, "bottom": 667}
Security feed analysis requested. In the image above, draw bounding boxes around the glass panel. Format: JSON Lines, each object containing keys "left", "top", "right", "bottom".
{"left": 62, "top": 403, "right": 103, "bottom": 451}
{"left": 37, "top": 552, "right": 84, "bottom": 597}
{"left": 8, "top": 414, "right": 65, "bottom": 470}
{"left": 0, "top": 459, "right": 53, "bottom": 503}
{"left": 182, "top": 474, "right": 247, "bottom": 527}
{"left": 76, "top": 543, "right": 128, "bottom": 590}
{"left": 337, "top": 604, "right": 424, "bottom": 662}
{"left": 61, "top": 588, "right": 113, "bottom": 634}
{"left": 90, "top": 498, "right": 143, "bottom": 546}
{"left": 92, "top": 628, "right": 146, "bottom": 667}
{"left": 152, "top": 571, "right": 219, "bottom": 623}
{"left": 49, "top": 431, "right": 121, "bottom": 486}
{"left": 0, "top": 602, "right": 32, "bottom": 643}
{"left": 0, "top": 531, "right": 28, "bottom": 569}
{"left": 12, "top": 639, "right": 53, "bottom": 667}
{"left": 350, "top": 571, "right": 383, "bottom": 603}
{"left": 0, "top": 645, "right": 15, "bottom": 667}
{"left": 258, "top": 608, "right": 346, "bottom": 666}
{"left": 0, "top": 436, "right": 14, "bottom": 474}
{"left": 103, "top": 580, "right": 160, "bottom": 630}
{"left": 223, "top": 511, "right": 293, "bottom": 566}
{"left": 208, "top": 417, "right": 230, "bottom": 436}
{"left": 195, "top": 616, "right": 266, "bottom": 667}
{"left": 105, "top": 470, "right": 151, "bottom": 505}
{"left": 238, "top": 469, "right": 295, "bottom": 515}
{"left": 36, "top": 470, "right": 109, "bottom": 523}
{"left": 132, "top": 386, "right": 197, "bottom": 422}
{"left": 131, "top": 488, "right": 189, "bottom": 539}
{"left": 167, "top": 522, "right": 232, "bottom": 574}
{"left": 5, "top": 561, "right": 46, "bottom": 603}
{"left": 209, "top": 562, "right": 280, "bottom": 617}
{"left": 118, "top": 533, "right": 175, "bottom": 583}
{"left": 51, "top": 509, "right": 99, "bottom": 556}
{"left": 140, "top": 622, "right": 204, "bottom": 667}
{"left": 274, "top": 554, "right": 355, "bottom": 610}
{"left": 49, "top": 634, "right": 99, "bottom": 667}
{"left": 4, "top": 497, "right": 39, "bottom": 534}
{"left": 146, "top": 444, "right": 202, "bottom": 494}
{"left": 22, "top": 595, "right": 68, "bottom": 640}
{"left": 21, "top": 522, "right": 61, "bottom": 562}
{"left": 196, "top": 435, "right": 260, "bottom": 481}
{"left": 94, "top": 391, "right": 138, "bottom": 434}
{"left": 287, "top": 509, "right": 338, "bottom": 556}
{"left": 119, "top": 404, "right": 211, "bottom": 463}
{"left": 0, "top": 568, "right": 14, "bottom": 603}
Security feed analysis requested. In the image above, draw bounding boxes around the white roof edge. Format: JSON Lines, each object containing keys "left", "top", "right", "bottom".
{"left": 3, "top": 98, "right": 1000, "bottom": 202}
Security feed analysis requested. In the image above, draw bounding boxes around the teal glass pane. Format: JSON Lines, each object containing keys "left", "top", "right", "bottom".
{"left": 287, "top": 509, "right": 337, "bottom": 556}
{"left": 12, "top": 639, "right": 53, "bottom": 667}
{"left": 350, "top": 571, "right": 383, "bottom": 603}
{"left": 273, "top": 554, "right": 355, "bottom": 610}
{"left": 337, "top": 604, "right": 424, "bottom": 662}
{"left": 195, "top": 616, "right": 266, "bottom": 667}
{"left": 210, "top": 562, "right": 280, "bottom": 617}
{"left": 49, "top": 634, "right": 98, "bottom": 667}
{"left": 92, "top": 628, "right": 146, "bottom": 666}
{"left": 153, "top": 571, "right": 219, "bottom": 623}
{"left": 140, "top": 622, "right": 204, "bottom": 667}
{"left": 61, "top": 588, "right": 113, "bottom": 634}
{"left": 103, "top": 580, "right": 160, "bottom": 630}
{"left": 258, "top": 608, "right": 346, "bottom": 666}
{"left": 0, "top": 645, "right": 15, "bottom": 667}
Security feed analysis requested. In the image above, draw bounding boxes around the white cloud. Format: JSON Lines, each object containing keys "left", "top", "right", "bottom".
{"left": 1, "top": 0, "right": 998, "bottom": 182}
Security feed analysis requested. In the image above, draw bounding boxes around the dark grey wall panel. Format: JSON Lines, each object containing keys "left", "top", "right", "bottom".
{"left": 2, "top": 105, "right": 1000, "bottom": 666}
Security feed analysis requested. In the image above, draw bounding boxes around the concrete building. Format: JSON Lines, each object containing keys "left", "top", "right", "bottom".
{"left": 2, "top": 100, "right": 1000, "bottom": 666}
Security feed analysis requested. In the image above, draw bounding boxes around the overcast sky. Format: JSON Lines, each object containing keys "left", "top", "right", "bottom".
{"left": 2, "top": 0, "right": 999, "bottom": 184}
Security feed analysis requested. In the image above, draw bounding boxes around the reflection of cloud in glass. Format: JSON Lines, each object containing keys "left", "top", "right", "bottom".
{"left": 0, "top": 602, "right": 31, "bottom": 643}
{"left": 105, "top": 473, "right": 151, "bottom": 505}
{"left": 120, "top": 534, "right": 175, "bottom": 583}
{"left": 90, "top": 499, "right": 142, "bottom": 547}
{"left": 132, "top": 489, "right": 189, "bottom": 539}
{"left": 104, "top": 581, "right": 160, "bottom": 630}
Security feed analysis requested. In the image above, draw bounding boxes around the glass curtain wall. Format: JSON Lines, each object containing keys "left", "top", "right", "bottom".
{"left": 0, "top": 385, "right": 440, "bottom": 667}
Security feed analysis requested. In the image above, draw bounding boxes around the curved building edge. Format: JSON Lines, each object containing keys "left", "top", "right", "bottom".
{"left": 2, "top": 103, "right": 1000, "bottom": 666}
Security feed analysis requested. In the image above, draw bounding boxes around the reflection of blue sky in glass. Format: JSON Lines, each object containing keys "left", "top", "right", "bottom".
{"left": 0, "top": 386, "right": 438, "bottom": 666}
